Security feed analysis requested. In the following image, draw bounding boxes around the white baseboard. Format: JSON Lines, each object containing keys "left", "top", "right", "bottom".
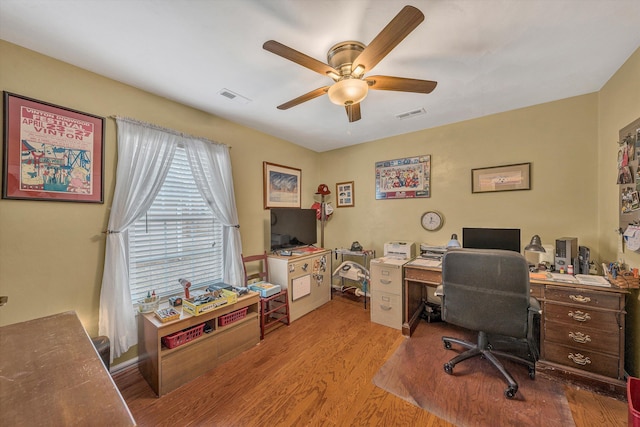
{"left": 111, "top": 356, "right": 139, "bottom": 374}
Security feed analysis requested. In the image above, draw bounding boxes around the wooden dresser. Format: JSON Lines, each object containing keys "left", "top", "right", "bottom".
{"left": 530, "top": 280, "right": 628, "bottom": 398}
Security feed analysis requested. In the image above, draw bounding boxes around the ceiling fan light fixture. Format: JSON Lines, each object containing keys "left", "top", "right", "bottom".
{"left": 327, "top": 78, "right": 368, "bottom": 106}
{"left": 326, "top": 70, "right": 341, "bottom": 81}
{"left": 352, "top": 64, "right": 365, "bottom": 77}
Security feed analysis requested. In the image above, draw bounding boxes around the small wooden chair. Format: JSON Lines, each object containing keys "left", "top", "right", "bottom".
{"left": 242, "top": 252, "right": 289, "bottom": 339}
{"left": 242, "top": 252, "right": 269, "bottom": 285}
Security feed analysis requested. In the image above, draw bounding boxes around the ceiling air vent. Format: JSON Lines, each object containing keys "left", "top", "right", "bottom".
{"left": 218, "top": 88, "right": 251, "bottom": 105}
{"left": 395, "top": 107, "right": 426, "bottom": 120}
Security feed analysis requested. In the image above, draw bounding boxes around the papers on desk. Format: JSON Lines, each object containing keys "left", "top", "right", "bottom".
{"left": 547, "top": 272, "right": 579, "bottom": 283}
{"left": 534, "top": 272, "right": 612, "bottom": 287}
{"left": 574, "top": 274, "right": 611, "bottom": 287}
{"left": 408, "top": 258, "right": 442, "bottom": 268}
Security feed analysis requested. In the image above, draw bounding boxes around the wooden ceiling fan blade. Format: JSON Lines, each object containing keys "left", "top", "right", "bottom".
{"left": 352, "top": 5, "right": 424, "bottom": 73}
{"left": 263, "top": 40, "right": 339, "bottom": 76}
{"left": 366, "top": 75, "right": 437, "bottom": 93}
{"left": 346, "top": 103, "right": 361, "bottom": 122}
{"left": 277, "top": 86, "right": 330, "bottom": 110}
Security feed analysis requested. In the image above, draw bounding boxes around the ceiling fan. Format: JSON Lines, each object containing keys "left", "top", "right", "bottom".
{"left": 263, "top": 5, "right": 437, "bottom": 123}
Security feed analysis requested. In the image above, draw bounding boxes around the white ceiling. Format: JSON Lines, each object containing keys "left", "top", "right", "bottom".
{"left": 1, "top": 0, "right": 639, "bottom": 152}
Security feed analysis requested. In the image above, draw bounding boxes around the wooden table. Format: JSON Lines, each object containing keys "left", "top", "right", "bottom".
{"left": 0, "top": 311, "right": 135, "bottom": 426}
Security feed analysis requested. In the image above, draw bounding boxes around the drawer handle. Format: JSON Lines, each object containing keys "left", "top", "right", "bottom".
{"left": 568, "top": 310, "right": 591, "bottom": 322}
{"left": 380, "top": 305, "right": 392, "bottom": 311}
{"left": 569, "top": 331, "right": 591, "bottom": 344}
{"left": 380, "top": 279, "right": 392, "bottom": 285}
{"left": 569, "top": 294, "right": 591, "bottom": 303}
{"left": 568, "top": 353, "right": 591, "bottom": 366}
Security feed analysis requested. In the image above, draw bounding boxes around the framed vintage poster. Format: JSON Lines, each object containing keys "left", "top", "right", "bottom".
{"left": 263, "top": 161, "right": 301, "bottom": 209}
{"left": 336, "top": 181, "right": 354, "bottom": 207}
{"left": 471, "top": 162, "right": 531, "bottom": 193}
{"left": 2, "top": 92, "right": 104, "bottom": 203}
{"left": 375, "top": 155, "right": 430, "bottom": 200}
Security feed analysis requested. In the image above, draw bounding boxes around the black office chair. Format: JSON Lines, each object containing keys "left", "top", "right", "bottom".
{"left": 437, "top": 248, "right": 540, "bottom": 398}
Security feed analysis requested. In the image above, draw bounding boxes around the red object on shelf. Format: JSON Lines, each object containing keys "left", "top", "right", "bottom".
{"left": 218, "top": 307, "right": 248, "bottom": 327}
{"left": 161, "top": 323, "right": 205, "bottom": 349}
{"left": 630, "top": 376, "right": 640, "bottom": 427}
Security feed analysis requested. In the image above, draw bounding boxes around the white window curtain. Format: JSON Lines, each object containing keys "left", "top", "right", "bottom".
{"left": 183, "top": 140, "right": 243, "bottom": 286}
{"left": 99, "top": 117, "right": 242, "bottom": 362}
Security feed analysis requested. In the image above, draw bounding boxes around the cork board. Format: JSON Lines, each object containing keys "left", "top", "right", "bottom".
{"left": 618, "top": 117, "right": 640, "bottom": 230}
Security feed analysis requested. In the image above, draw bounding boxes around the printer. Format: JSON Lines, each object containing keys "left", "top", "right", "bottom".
{"left": 383, "top": 241, "right": 416, "bottom": 259}
{"left": 419, "top": 243, "right": 447, "bottom": 260}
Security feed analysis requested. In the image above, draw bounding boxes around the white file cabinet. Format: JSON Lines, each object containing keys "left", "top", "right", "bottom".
{"left": 370, "top": 257, "right": 408, "bottom": 329}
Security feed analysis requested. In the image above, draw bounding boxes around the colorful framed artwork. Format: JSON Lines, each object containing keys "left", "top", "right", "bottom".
{"left": 263, "top": 161, "right": 301, "bottom": 209}
{"left": 2, "top": 92, "right": 104, "bottom": 203}
{"left": 471, "top": 162, "right": 531, "bottom": 193}
{"left": 375, "top": 155, "right": 430, "bottom": 200}
{"left": 336, "top": 181, "right": 354, "bottom": 207}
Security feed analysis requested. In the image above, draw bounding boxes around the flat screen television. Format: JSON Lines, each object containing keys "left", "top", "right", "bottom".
{"left": 270, "top": 208, "right": 317, "bottom": 251}
{"left": 462, "top": 227, "right": 521, "bottom": 253}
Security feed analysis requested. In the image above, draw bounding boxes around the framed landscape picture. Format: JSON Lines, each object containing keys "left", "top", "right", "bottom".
{"left": 2, "top": 92, "right": 104, "bottom": 203}
{"left": 263, "top": 161, "right": 301, "bottom": 209}
{"left": 471, "top": 162, "right": 531, "bottom": 193}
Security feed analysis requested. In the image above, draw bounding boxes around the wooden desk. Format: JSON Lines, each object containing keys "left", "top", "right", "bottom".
{"left": 402, "top": 262, "right": 630, "bottom": 398}
{"left": 0, "top": 311, "right": 135, "bottom": 426}
{"left": 402, "top": 262, "right": 442, "bottom": 336}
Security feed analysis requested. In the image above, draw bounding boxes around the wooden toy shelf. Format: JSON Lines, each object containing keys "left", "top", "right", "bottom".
{"left": 138, "top": 292, "right": 260, "bottom": 396}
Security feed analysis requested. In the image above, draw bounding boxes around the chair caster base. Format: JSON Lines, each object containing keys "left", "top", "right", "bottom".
{"left": 504, "top": 386, "right": 518, "bottom": 399}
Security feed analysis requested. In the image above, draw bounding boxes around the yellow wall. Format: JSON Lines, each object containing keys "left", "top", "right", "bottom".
{"left": 0, "top": 40, "right": 638, "bottom": 374}
{"left": 598, "top": 47, "right": 640, "bottom": 376}
{"left": 0, "top": 40, "right": 320, "bottom": 338}
{"left": 318, "top": 94, "right": 599, "bottom": 256}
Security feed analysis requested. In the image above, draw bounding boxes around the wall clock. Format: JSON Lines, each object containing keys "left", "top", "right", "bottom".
{"left": 421, "top": 211, "right": 443, "bottom": 231}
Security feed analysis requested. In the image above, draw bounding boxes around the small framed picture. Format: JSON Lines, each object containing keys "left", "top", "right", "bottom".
{"left": 336, "top": 181, "right": 355, "bottom": 207}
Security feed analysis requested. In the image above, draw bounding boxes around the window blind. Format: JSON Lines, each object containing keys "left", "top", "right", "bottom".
{"left": 128, "top": 147, "right": 223, "bottom": 303}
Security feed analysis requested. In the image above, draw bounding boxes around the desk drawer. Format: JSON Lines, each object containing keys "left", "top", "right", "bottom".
{"left": 544, "top": 320, "right": 619, "bottom": 355}
{"left": 544, "top": 303, "right": 620, "bottom": 329}
{"left": 404, "top": 267, "right": 441, "bottom": 285}
{"left": 370, "top": 290, "right": 402, "bottom": 330}
{"left": 530, "top": 283, "right": 543, "bottom": 299}
{"left": 545, "top": 286, "right": 621, "bottom": 310}
{"left": 544, "top": 342, "right": 620, "bottom": 378}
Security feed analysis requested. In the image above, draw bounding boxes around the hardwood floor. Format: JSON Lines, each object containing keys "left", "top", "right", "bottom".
{"left": 114, "top": 294, "right": 628, "bottom": 426}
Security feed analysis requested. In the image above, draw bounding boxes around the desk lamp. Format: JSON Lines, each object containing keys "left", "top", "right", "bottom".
{"left": 447, "top": 234, "right": 461, "bottom": 248}
{"left": 525, "top": 235, "right": 545, "bottom": 253}
{"left": 524, "top": 235, "right": 546, "bottom": 271}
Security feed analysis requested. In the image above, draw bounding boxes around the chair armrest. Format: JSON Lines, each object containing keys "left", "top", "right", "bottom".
{"left": 435, "top": 284, "right": 444, "bottom": 297}
{"left": 528, "top": 296, "right": 541, "bottom": 315}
